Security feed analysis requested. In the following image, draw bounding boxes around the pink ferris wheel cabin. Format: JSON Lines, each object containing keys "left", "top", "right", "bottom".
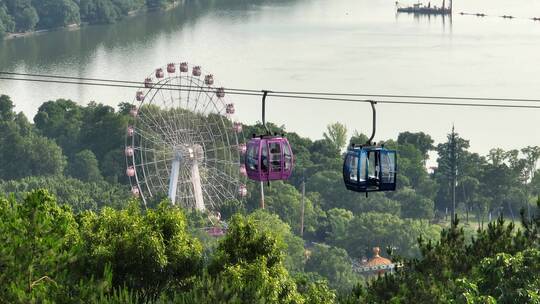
{"left": 245, "top": 135, "right": 294, "bottom": 182}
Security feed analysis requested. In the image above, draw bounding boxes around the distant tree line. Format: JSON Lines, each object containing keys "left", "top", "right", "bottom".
{"left": 0, "top": 0, "right": 178, "bottom": 36}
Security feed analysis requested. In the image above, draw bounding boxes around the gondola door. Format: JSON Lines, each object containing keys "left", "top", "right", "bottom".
{"left": 267, "top": 140, "right": 282, "bottom": 180}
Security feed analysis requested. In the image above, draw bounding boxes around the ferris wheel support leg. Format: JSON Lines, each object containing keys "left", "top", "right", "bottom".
{"left": 191, "top": 160, "right": 205, "bottom": 212}
{"left": 168, "top": 157, "right": 181, "bottom": 205}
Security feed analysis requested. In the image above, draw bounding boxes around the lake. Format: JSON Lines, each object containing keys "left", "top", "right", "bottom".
{"left": 1, "top": 0, "right": 540, "bottom": 164}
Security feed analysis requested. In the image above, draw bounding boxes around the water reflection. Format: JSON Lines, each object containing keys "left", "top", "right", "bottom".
{"left": 0, "top": 0, "right": 301, "bottom": 69}
{"left": 0, "top": 0, "right": 539, "bottom": 157}
{"left": 395, "top": 11, "right": 453, "bottom": 33}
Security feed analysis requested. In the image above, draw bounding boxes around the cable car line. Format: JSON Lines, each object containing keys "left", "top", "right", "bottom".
{"left": 268, "top": 90, "right": 540, "bottom": 104}
{"left": 2, "top": 75, "right": 540, "bottom": 109}
{"left": 3, "top": 71, "right": 540, "bottom": 104}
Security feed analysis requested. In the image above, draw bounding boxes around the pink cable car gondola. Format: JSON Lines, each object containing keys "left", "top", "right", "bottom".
{"left": 127, "top": 126, "right": 135, "bottom": 137}
{"left": 244, "top": 91, "right": 294, "bottom": 182}
{"left": 155, "top": 68, "right": 164, "bottom": 78}
{"left": 167, "top": 63, "right": 176, "bottom": 73}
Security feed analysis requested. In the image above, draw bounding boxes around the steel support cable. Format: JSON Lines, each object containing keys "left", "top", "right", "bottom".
{"left": 2, "top": 75, "right": 540, "bottom": 109}
{"left": 3, "top": 71, "right": 540, "bottom": 104}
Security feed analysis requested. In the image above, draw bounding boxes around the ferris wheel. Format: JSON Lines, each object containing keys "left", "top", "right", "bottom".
{"left": 125, "top": 62, "right": 248, "bottom": 211}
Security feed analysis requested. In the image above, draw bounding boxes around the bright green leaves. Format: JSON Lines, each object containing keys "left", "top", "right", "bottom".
{"left": 77, "top": 202, "right": 203, "bottom": 297}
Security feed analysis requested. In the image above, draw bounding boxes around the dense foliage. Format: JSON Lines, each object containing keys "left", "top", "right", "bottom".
{"left": 0, "top": 0, "right": 178, "bottom": 36}
{"left": 0, "top": 189, "right": 334, "bottom": 303}
{"left": 0, "top": 94, "right": 539, "bottom": 302}
{"left": 356, "top": 203, "right": 540, "bottom": 303}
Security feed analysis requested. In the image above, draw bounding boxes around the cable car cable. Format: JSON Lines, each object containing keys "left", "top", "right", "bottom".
{"left": 2, "top": 75, "right": 540, "bottom": 109}
{"left": 3, "top": 71, "right": 540, "bottom": 104}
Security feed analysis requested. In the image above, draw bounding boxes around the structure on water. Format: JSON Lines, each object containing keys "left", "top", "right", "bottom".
{"left": 396, "top": 0, "right": 452, "bottom": 15}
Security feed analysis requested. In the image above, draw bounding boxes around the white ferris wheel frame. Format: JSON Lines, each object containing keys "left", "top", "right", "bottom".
{"left": 125, "top": 63, "right": 246, "bottom": 211}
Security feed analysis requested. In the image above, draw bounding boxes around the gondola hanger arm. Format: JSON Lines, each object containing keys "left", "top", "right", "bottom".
{"left": 366, "top": 100, "right": 377, "bottom": 146}
{"left": 262, "top": 90, "right": 272, "bottom": 135}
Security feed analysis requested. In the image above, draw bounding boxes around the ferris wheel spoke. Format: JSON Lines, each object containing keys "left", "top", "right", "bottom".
{"left": 141, "top": 85, "right": 182, "bottom": 147}
{"left": 134, "top": 156, "right": 175, "bottom": 168}
{"left": 205, "top": 173, "right": 237, "bottom": 203}
{"left": 157, "top": 83, "right": 184, "bottom": 146}
{"left": 206, "top": 166, "right": 238, "bottom": 191}
{"left": 137, "top": 113, "right": 177, "bottom": 147}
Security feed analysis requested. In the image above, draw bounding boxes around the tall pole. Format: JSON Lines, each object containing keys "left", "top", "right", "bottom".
{"left": 450, "top": 125, "right": 457, "bottom": 225}
{"left": 260, "top": 181, "right": 265, "bottom": 209}
{"left": 300, "top": 177, "right": 305, "bottom": 237}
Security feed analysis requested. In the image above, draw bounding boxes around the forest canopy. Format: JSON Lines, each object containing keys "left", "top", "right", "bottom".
{"left": 0, "top": 0, "right": 179, "bottom": 36}
{"left": 0, "top": 94, "right": 539, "bottom": 302}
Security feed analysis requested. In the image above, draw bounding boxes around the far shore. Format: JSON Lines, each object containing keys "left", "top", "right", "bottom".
{"left": 2, "top": 1, "right": 181, "bottom": 41}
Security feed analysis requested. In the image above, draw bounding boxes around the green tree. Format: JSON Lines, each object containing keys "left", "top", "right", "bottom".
{"left": 0, "top": 101, "right": 67, "bottom": 179}
{"left": 79, "top": 0, "right": 119, "bottom": 23}
{"left": 472, "top": 249, "right": 540, "bottom": 302}
{"left": 207, "top": 214, "right": 304, "bottom": 303}
{"left": 68, "top": 149, "right": 103, "bottom": 182}
{"left": 522, "top": 146, "right": 540, "bottom": 183}
{"left": 263, "top": 181, "right": 317, "bottom": 236}
{"left": 339, "top": 212, "right": 440, "bottom": 258}
{"left": 305, "top": 243, "right": 360, "bottom": 292}
{"left": 80, "top": 102, "right": 129, "bottom": 170}
{"left": 0, "top": 175, "right": 130, "bottom": 211}
{"left": 394, "top": 187, "right": 434, "bottom": 220}
{"left": 397, "top": 131, "right": 434, "bottom": 164}
{"left": 326, "top": 208, "right": 354, "bottom": 243}
{"left": 32, "top": 0, "right": 80, "bottom": 29}
{"left": 434, "top": 128, "right": 475, "bottom": 213}
{"left": 34, "top": 98, "right": 83, "bottom": 156}
{"left": 77, "top": 202, "right": 203, "bottom": 300}
{"left": 0, "top": 4, "right": 15, "bottom": 35}
{"left": 0, "top": 189, "right": 79, "bottom": 302}
{"left": 249, "top": 210, "right": 306, "bottom": 273}
{"left": 348, "top": 130, "right": 369, "bottom": 147}
{"left": 20, "top": 134, "right": 67, "bottom": 177}
{"left": 323, "top": 122, "right": 348, "bottom": 151}
{"left": 5, "top": 0, "right": 39, "bottom": 31}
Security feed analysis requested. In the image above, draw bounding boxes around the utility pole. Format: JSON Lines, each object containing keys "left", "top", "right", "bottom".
{"left": 300, "top": 175, "right": 306, "bottom": 237}
{"left": 260, "top": 181, "right": 265, "bottom": 209}
{"left": 450, "top": 125, "right": 457, "bottom": 225}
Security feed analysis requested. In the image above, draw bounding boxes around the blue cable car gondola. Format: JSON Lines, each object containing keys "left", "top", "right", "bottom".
{"left": 343, "top": 101, "right": 397, "bottom": 195}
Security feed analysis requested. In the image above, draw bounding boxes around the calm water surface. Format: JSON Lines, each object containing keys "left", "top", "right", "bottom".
{"left": 1, "top": 0, "right": 540, "bottom": 162}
